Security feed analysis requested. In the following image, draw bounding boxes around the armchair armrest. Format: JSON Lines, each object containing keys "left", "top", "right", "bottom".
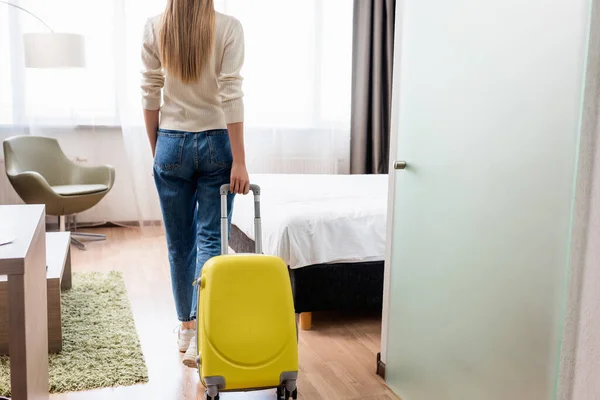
{"left": 72, "top": 164, "right": 116, "bottom": 190}
{"left": 7, "top": 170, "right": 54, "bottom": 193}
{"left": 6, "top": 170, "right": 62, "bottom": 206}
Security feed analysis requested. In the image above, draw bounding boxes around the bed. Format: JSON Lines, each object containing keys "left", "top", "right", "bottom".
{"left": 230, "top": 173, "right": 388, "bottom": 329}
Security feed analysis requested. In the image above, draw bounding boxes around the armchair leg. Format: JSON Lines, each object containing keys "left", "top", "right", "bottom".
{"left": 72, "top": 232, "right": 106, "bottom": 241}
{"left": 58, "top": 215, "right": 106, "bottom": 250}
{"left": 71, "top": 237, "right": 86, "bottom": 250}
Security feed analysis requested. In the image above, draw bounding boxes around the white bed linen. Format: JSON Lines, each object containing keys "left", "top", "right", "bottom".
{"left": 230, "top": 174, "right": 388, "bottom": 269}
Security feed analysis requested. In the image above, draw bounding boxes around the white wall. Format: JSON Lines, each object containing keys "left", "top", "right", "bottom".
{"left": 558, "top": 0, "right": 600, "bottom": 397}
{"left": 571, "top": 118, "right": 600, "bottom": 399}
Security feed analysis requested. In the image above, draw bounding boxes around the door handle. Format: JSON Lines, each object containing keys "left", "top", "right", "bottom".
{"left": 394, "top": 161, "right": 407, "bottom": 170}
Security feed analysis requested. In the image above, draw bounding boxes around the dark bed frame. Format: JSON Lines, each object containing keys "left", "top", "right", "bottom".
{"left": 230, "top": 224, "right": 385, "bottom": 317}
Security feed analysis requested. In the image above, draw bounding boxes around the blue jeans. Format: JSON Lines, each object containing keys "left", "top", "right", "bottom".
{"left": 153, "top": 128, "right": 235, "bottom": 322}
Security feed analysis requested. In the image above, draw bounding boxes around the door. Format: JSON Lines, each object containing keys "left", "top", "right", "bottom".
{"left": 382, "top": 0, "right": 592, "bottom": 399}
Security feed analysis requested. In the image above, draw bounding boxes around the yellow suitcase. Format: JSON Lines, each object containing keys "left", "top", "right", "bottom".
{"left": 195, "top": 184, "right": 299, "bottom": 400}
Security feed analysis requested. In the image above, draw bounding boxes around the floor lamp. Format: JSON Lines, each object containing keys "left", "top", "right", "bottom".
{"left": 0, "top": 1, "right": 85, "bottom": 68}
{"left": 0, "top": 2, "right": 90, "bottom": 258}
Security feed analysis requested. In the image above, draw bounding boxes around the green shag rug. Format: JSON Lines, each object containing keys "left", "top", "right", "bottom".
{"left": 0, "top": 271, "right": 149, "bottom": 396}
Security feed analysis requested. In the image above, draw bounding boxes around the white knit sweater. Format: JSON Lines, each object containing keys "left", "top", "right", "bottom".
{"left": 141, "top": 12, "right": 244, "bottom": 132}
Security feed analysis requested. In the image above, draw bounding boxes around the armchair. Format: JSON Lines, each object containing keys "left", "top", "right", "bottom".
{"left": 3, "top": 135, "right": 115, "bottom": 249}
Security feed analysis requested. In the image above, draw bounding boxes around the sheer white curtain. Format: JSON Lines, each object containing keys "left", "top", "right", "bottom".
{"left": 0, "top": 0, "right": 142, "bottom": 224}
{"left": 213, "top": 0, "right": 353, "bottom": 174}
{"left": 119, "top": 0, "right": 354, "bottom": 174}
{"left": 0, "top": 0, "right": 354, "bottom": 224}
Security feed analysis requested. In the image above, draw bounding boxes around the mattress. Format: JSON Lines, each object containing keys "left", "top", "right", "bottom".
{"left": 231, "top": 173, "right": 388, "bottom": 269}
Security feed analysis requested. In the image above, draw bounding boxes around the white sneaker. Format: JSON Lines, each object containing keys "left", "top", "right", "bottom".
{"left": 183, "top": 335, "right": 199, "bottom": 368}
{"left": 177, "top": 326, "right": 195, "bottom": 353}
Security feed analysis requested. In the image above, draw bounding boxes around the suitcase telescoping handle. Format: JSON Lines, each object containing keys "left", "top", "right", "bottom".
{"left": 219, "top": 183, "right": 262, "bottom": 255}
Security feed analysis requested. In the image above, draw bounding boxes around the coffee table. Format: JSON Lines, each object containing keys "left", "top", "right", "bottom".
{"left": 0, "top": 204, "right": 49, "bottom": 400}
{"left": 0, "top": 231, "right": 71, "bottom": 354}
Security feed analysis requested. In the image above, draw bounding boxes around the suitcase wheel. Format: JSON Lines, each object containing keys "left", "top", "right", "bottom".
{"left": 277, "top": 386, "right": 298, "bottom": 400}
{"left": 205, "top": 384, "right": 219, "bottom": 400}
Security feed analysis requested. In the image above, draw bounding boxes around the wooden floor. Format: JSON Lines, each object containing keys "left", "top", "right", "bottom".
{"left": 50, "top": 227, "right": 397, "bottom": 400}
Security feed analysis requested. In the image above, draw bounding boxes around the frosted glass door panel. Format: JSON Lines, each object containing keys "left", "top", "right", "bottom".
{"left": 385, "top": 0, "right": 590, "bottom": 399}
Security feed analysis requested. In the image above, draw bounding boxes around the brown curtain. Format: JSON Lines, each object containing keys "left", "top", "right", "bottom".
{"left": 350, "top": 0, "right": 396, "bottom": 174}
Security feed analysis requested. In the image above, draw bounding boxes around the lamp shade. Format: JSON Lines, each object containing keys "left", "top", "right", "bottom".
{"left": 23, "top": 33, "right": 86, "bottom": 68}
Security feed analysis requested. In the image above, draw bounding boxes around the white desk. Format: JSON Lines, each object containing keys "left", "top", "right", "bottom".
{"left": 0, "top": 205, "right": 49, "bottom": 400}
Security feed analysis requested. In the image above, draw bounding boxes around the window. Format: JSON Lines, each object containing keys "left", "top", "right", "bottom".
{"left": 215, "top": 0, "right": 353, "bottom": 130}
{"left": 0, "top": 5, "right": 13, "bottom": 124}
{"left": 1, "top": 0, "right": 353, "bottom": 132}
{"left": 1, "top": 0, "right": 119, "bottom": 126}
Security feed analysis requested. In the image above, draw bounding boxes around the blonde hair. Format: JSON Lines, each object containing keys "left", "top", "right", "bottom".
{"left": 159, "top": 0, "right": 215, "bottom": 83}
